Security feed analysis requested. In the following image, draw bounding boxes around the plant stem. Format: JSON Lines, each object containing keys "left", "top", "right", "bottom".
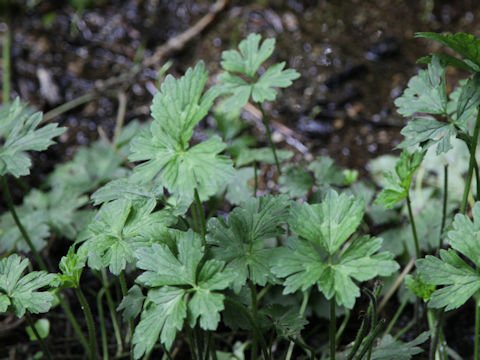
{"left": 286, "top": 289, "right": 310, "bottom": 360}
{"left": 383, "top": 294, "right": 409, "bottom": 336}
{"left": 253, "top": 160, "right": 258, "bottom": 197}
{"left": 429, "top": 309, "right": 445, "bottom": 360}
{"left": 225, "top": 296, "right": 270, "bottom": 360}
{"left": 475, "top": 291, "right": 480, "bottom": 360}
{"left": 75, "top": 287, "right": 98, "bottom": 360}
{"left": 25, "top": 312, "right": 53, "bottom": 360}
{"left": 1, "top": 176, "right": 47, "bottom": 270}
{"left": 258, "top": 102, "right": 282, "bottom": 175}
{"left": 461, "top": 109, "right": 480, "bottom": 215}
{"left": 335, "top": 309, "right": 351, "bottom": 346}
{"left": 2, "top": 8, "right": 11, "bottom": 104}
{"left": 57, "top": 293, "right": 90, "bottom": 353}
{"left": 330, "top": 298, "right": 336, "bottom": 360}
{"left": 194, "top": 188, "right": 207, "bottom": 246}
{"left": 439, "top": 165, "right": 448, "bottom": 251}
{"left": 120, "top": 271, "right": 134, "bottom": 346}
{"left": 406, "top": 194, "right": 421, "bottom": 259}
{"left": 97, "top": 288, "right": 109, "bottom": 360}
{"left": 249, "top": 281, "right": 258, "bottom": 360}
{"left": 100, "top": 276, "right": 123, "bottom": 357}
{"left": 42, "top": 92, "right": 98, "bottom": 123}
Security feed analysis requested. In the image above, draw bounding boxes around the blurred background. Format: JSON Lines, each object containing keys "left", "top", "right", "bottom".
{"left": 1, "top": 0, "right": 480, "bottom": 174}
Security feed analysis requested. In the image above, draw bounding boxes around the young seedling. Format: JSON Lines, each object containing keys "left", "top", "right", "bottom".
{"left": 218, "top": 33, "right": 300, "bottom": 175}
{"left": 273, "top": 190, "right": 398, "bottom": 359}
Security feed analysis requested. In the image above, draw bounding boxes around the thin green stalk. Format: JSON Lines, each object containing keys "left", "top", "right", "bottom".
{"left": 42, "top": 92, "right": 97, "bottom": 123}
{"left": 253, "top": 160, "right": 258, "bottom": 197}
{"left": 475, "top": 291, "right": 480, "bottom": 360}
{"left": 474, "top": 161, "right": 480, "bottom": 201}
{"left": 57, "top": 294, "right": 90, "bottom": 353}
{"left": 2, "top": 10, "right": 11, "bottom": 104}
{"left": 120, "top": 271, "right": 134, "bottom": 346}
{"left": 25, "top": 312, "right": 53, "bottom": 360}
{"left": 209, "top": 333, "right": 217, "bottom": 360}
{"left": 286, "top": 289, "right": 311, "bottom": 360}
{"left": 461, "top": 109, "right": 480, "bottom": 215}
{"left": 185, "top": 326, "right": 198, "bottom": 360}
{"left": 383, "top": 295, "right": 409, "bottom": 336}
{"left": 406, "top": 194, "right": 421, "bottom": 259}
{"left": 249, "top": 281, "right": 258, "bottom": 360}
{"left": 191, "top": 200, "right": 200, "bottom": 233}
{"left": 335, "top": 309, "right": 351, "bottom": 345}
{"left": 346, "top": 315, "right": 368, "bottom": 360}
{"left": 97, "top": 288, "right": 109, "bottom": 360}
{"left": 1, "top": 176, "right": 47, "bottom": 270}
{"left": 439, "top": 165, "right": 448, "bottom": 251}
{"left": 329, "top": 298, "right": 336, "bottom": 360}
{"left": 355, "top": 320, "right": 385, "bottom": 360}
{"left": 258, "top": 103, "right": 282, "bottom": 175}
{"left": 225, "top": 296, "right": 270, "bottom": 360}
{"left": 75, "top": 287, "right": 98, "bottom": 360}
{"left": 100, "top": 270, "right": 123, "bottom": 356}
{"left": 194, "top": 188, "right": 207, "bottom": 246}
{"left": 429, "top": 309, "right": 446, "bottom": 360}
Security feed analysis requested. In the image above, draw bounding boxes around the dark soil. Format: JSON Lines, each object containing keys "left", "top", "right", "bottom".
{"left": 2, "top": 0, "right": 480, "bottom": 358}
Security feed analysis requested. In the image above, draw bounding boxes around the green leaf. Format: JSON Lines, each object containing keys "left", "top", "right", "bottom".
{"left": 79, "top": 199, "right": 174, "bottom": 275}
{"left": 308, "top": 156, "right": 346, "bottom": 187}
{"left": 417, "top": 54, "right": 480, "bottom": 72}
{"left": 273, "top": 236, "right": 397, "bottom": 309}
{"left": 221, "top": 33, "right": 275, "bottom": 78}
{"left": 26, "top": 318, "right": 50, "bottom": 341}
{"left": 57, "top": 246, "right": 86, "bottom": 289}
{"left": 149, "top": 61, "right": 219, "bottom": 149}
{"left": 0, "top": 98, "right": 65, "bottom": 177}
{"left": 133, "top": 231, "right": 234, "bottom": 358}
{"left": 398, "top": 116, "right": 456, "bottom": 155}
{"left": 394, "top": 56, "right": 447, "bottom": 117}
{"left": 0, "top": 254, "right": 56, "bottom": 317}
{"left": 416, "top": 32, "right": 480, "bottom": 69}
{"left": 225, "top": 167, "right": 254, "bottom": 206}
{"left": 207, "top": 195, "right": 290, "bottom": 292}
{"left": 456, "top": 73, "right": 480, "bottom": 123}
{"left": 117, "top": 285, "right": 145, "bottom": 322}
{"left": 405, "top": 275, "right": 435, "bottom": 302}
{"left": 219, "top": 33, "right": 299, "bottom": 109}
{"left": 278, "top": 164, "right": 314, "bottom": 198}
{"left": 251, "top": 62, "right": 300, "bottom": 103}
{"left": 375, "top": 149, "right": 425, "bottom": 209}
{"left": 91, "top": 177, "right": 163, "bottom": 206}
{"left": 289, "top": 190, "right": 364, "bottom": 255}
{"left": 371, "top": 332, "right": 429, "bottom": 360}
{"left": 262, "top": 304, "right": 308, "bottom": 339}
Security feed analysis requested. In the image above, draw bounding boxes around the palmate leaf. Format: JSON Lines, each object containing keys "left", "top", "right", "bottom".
{"left": 278, "top": 164, "right": 314, "bottom": 198}
{"left": 207, "top": 195, "right": 290, "bottom": 292}
{"left": 133, "top": 231, "right": 235, "bottom": 358}
{"left": 394, "top": 56, "right": 447, "bottom": 117}
{"left": 0, "top": 98, "right": 65, "bottom": 177}
{"left": 117, "top": 285, "right": 145, "bottom": 322}
{"left": 0, "top": 254, "right": 56, "bottom": 317}
{"left": 79, "top": 199, "right": 175, "bottom": 275}
{"left": 417, "top": 202, "right": 480, "bottom": 310}
{"left": 57, "top": 246, "right": 86, "bottom": 289}
{"left": 375, "top": 149, "right": 425, "bottom": 209}
{"left": 289, "top": 190, "right": 364, "bottom": 255}
{"left": 416, "top": 32, "right": 480, "bottom": 70}
{"left": 150, "top": 61, "right": 219, "bottom": 149}
{"left": 219, "top": 33, "right": 300, "bottom": 109}
{"left": 371, "top": 332, "right": 429, "bottom": 360}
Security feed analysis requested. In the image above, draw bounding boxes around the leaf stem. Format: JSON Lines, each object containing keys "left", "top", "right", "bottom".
{"left": 100, "top": 270, "right": 123, "bottom": 356}
{"left": 120, "top": 271, "right": 134, "bottom": 346}
{"left": 258, "top": 102, "right": 282, "bottom": 175}
{"left": 461, "top": 109, "right": 480, "bottom": 215}
{"left": 383, "top": 294, "right": 409, "bottom": 336}
{"left": 439, "top": 165, "right": 448, "bottom": 251}
{"left": 97, "top": 288, "right": 109, "bottom": 360}
{"left": 42, "top": 92, "right": 98, "bottom": 123}
{"left": 406, "top": 194, "right": 421, "bottom": 259}
{"left": 286, "top": 288, "right": 311, "bottom": 360}
{"left": 25, "top": 312, "right": 53, "bottom": 360}
{"left": 330, "top": 298, "right": 336, "bottom": 360}
{"left": 249, "top": 281, "right": 258, "bottom": 360}
{"left": 57, "top": 293, "right": 90, "bottom": 353}
{"left": 475, "top": 291, "right": 480, "bottom": 360}
{"left": 1, "top": 175, "right": 47, "bottom": 270}
{"left": 194, "top": 188, "right": 207, "bottom": 246}
{"left": 253, "top": 160, "right": 258, "bottom": 197}
{"left": 75, "top": 287, "right": 98, "bottom": 360}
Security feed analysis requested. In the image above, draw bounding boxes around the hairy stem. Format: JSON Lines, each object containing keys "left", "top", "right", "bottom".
{"left": 406, "top": 194, "right": 421, "bottom": 259}
{"left": 75, "top": 287, "right": 98, "bottom": 360}
{"left": 249, "top": 281, "right": 258, "bottom": 360}
{"left": 253, "top": 160, "right": 258, "bottom": 197}
{"left": 100, "top": 270, "right": 123, "bottom": 356}
{"left": 25, "top": 312, "right": 53, "bottom": 360}
{"left": 120, "top": 271, "right": 134, "bottom": 345}
{"left": 258, "top": 102, "right": 282, "bottom": 175}
{"left": 97, "top": 288, "right": 109, "bottom": 360}
{"left": 461, "top": 109, "right": 480, "bottom": 215}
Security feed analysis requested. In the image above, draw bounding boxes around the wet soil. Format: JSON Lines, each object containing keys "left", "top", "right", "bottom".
{"left": 2, "top": 0, "right": 480, "bottom": 358}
